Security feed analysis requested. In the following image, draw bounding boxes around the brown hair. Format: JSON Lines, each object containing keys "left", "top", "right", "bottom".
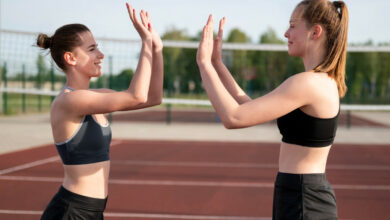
{"left": 36, "top": 24, "right": 90, "bottom": 70}
{"left": 297, "top": 0, "right": 349, "bottom": 97}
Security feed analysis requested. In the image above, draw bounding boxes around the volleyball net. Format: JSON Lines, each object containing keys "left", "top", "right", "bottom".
{"left": 1, "top": 29, "right": 390, "bottom": 126}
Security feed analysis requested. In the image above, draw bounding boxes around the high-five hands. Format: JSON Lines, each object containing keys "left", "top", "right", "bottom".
{"left": 140, "top": 11, "right": 163, "bottom": 51}
{"left": 197, "top": 15, "right": 226, "bottom": 66}
{"left": 197, "top": 15, "right": 214, "bottom": 65}
{"left": 212, "top": 17, "right": 226, "bottom": 63}
{"left": 126, "top": 3, "right": 152, "bottom": 42}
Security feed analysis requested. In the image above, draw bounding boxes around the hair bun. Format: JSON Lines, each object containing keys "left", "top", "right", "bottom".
{"left": 36, "top": 34, "right": 52, "bottom": 49}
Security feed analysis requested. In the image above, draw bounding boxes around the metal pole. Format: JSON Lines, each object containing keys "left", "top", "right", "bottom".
{"left": 109, "top": 56, "right": 113, "bottom": 89}
{"left": 22, "top": 64, "right": 26, "bottom": 113}
{"left": 50, "top": 63, "right": 55, "bottom": 103}
{"left": 3, "top": 62, "right": 7, "bottom": 114}
{"left": 108, "top": 56, "right": 113, "bottom": 124}
{"left": 37, "top": 62, "right": 42, "bottom": 112}
{"left": 0, "top": 0, "right": 3, "bottom": 114}
{"left": 166, "top": 71, "right": 171, "bottom": 125}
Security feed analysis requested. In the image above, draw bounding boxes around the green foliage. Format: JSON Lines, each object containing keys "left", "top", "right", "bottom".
{"left": 4, "top": 27, "right": 389, "bottom": 116}
{"left": 161, "top": 27, "right": 201, "bottom": 95}
{"left": 260, "top": 27, "right": 285, "bottom": 44}
{"left": 225, "top": 28, "right": 251, "bottom": 89}
{"left": 111, "top": 69, "right": 134, "bottom": 91}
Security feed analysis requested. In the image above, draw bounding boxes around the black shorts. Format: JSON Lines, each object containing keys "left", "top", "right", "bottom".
{"left": 273, "top": 172, "right": 337, "bottom": 220}
{"left": 41, "top": 186, "right": 108, "bottom": 220}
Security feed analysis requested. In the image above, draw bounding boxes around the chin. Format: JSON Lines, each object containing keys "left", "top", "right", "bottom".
{"left": 90, "top": 72, "right": 102, "bottom": 78}
{"left": 287, "top": 50, "right": 301, "bottom": 57}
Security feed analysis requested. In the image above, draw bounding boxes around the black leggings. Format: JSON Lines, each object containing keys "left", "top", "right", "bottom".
{"left": 273, "top": 172, "right": 338, "bottom": 220}
{"left": 41, "top": 186, "right": 107, "bottom": 220}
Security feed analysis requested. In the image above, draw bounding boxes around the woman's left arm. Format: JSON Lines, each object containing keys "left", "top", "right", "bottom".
{"left": 197, "top": 15, "right": 311, "bottom": 129}
{"left": 91, "top": 8, "right": 163, "bottom": 110}
{"left": 140, "top": 11, "right": 163, "bottom": 106}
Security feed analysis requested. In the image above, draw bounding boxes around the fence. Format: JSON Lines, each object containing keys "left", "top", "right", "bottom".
{"left": 1, "top": 29, "right": 390, "bottom": 126}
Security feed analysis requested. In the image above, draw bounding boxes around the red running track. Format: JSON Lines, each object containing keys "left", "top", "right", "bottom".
{"left": 0, "top": 139, "right": 389, "bottom": 220}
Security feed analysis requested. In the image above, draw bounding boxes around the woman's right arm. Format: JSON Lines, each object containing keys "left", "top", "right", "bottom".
{"left": 211, "top": 18, "right": 251, "bottom": 104}
{"left": 59, "top": 3, "right": 154, "bottom": 116}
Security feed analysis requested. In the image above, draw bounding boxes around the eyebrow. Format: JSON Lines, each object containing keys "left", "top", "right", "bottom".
{"left": 87, "top": 44, "right": 98, "bottom": 49}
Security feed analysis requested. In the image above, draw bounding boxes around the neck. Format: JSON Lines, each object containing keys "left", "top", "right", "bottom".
{"left": 302, "top": 42, "right": 326, "bottom": 72}
{"left": 64, "top": 69, "right": 91, "bottom": 90}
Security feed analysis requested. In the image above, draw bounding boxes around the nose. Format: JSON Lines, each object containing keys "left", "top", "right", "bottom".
{"left": 98, "top": 49, "right": 104, "bottom": 59}
{"left": 284, "top": 29, "right": 289, "bottom": 39}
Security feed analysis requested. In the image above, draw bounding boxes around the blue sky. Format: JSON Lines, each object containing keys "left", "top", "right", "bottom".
{"left": 1, "top": 0, "right": 389, "bottom": 44}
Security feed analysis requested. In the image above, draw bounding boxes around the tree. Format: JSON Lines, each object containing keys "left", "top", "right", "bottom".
{"left": 225, "top": 28, "right": 251, "bottom": 90}
{"left": 251, "top": 27, "right": 296, "bottom": 94}
{"left": 36, "top": 55, "right": 48, "bottom": 88}
{"left": 112, "top": 69, "right": 134, "bottom": 91}
{"left": 161, "top": 27, "right": 191, "bottom": 95}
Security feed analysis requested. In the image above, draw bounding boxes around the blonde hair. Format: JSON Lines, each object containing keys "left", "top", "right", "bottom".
{"left": 297, "top": 0, "right": 349, "bottom": 97}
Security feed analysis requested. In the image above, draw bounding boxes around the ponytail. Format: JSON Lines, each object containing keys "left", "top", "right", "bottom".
{"left": 298, "top": 0, "right": 349, "bottom": 97}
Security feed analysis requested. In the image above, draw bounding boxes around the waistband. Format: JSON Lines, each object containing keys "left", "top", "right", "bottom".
{"left": 275, "top": 172, "right": 329, "bottom": 189}
{"left": 54, "top": 186, "right": 108, "bottom": 211}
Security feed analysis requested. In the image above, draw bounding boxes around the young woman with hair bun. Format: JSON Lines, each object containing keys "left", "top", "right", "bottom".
{"left": 197, "top": 0, "right": 348, "bottom": 219}
{"left": 38, "top": 3, "right": 163, "bottom": 219}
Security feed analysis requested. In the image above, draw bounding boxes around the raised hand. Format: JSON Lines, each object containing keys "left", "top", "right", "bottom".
{"left": 212, "top": 17, "right": 226, "bottom": 63}
{"left": 126, "top": 2, "right": 152, "bottom": 42}
{"left": 140, "top": 11, "right": 163, "bottom": 51}
{"left": 197, "top": 15, "right": 214, "bottom": 65}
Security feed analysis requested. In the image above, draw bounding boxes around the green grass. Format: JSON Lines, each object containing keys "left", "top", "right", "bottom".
{"left": 1, "top": 93, "right": 53, "bottom": 115}
{"left": 0, "top": 93, "right": 213, "bottom": 116}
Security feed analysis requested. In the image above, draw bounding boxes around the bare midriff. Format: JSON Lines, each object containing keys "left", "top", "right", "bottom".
{"left": 278, "top": 142, "right": 331, "bottom": 174}
{"left": 62, "top": 161, "right": 110, "bottom": 199}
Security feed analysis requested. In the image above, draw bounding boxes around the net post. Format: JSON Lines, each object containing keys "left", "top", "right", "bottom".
{"left": 166, "top": 70, "right": 172, "bottom": 125}
{"left": 108, "top": 56, "right": 113, "bottom": 124}
{"left": 0, "top": 3, "right": 2, "bottom": 114}
{"left": 346, "top": 110, "right": 351, "bottom": 129}
{"left": 50, "top": 62, "right": 55, "bottom": 103}
{"left": 37, "top": 61, "right": 42, "bottom": 112}
{"left": 2, "top": 62, "right": 7, "bottom": 114}
{"left": 22, "top": 64, "right": 26, "bottom": 113}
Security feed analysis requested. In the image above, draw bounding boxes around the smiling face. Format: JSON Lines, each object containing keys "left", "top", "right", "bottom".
{"left": 71, "top": 31, "right": 104, "bottom": 77}
{"left": 284, "top": 7, "right": 312, "bottom": 57}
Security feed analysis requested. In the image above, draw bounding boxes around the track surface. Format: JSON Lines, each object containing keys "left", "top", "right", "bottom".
{"left": 1, "top": 139, "right": 389, "bottom": 220}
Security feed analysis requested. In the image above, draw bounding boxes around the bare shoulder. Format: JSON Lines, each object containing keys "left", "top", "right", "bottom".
{"left": 284, "top": 72, "right": 336, "bottom": 92}
{"left": 89, "top": 88, "right": 116, "bottom": 93}
{"left": 50, "top": 92, "right": 71, "bottom": 119}
{"left": 279, "top": 72, "right": 338, "bottom": 105}
{"left": 278, "top": 72, "right": 318, "bottom": 94}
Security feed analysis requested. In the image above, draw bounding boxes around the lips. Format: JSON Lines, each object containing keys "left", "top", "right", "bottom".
{"left": 95, "top": 62, "right": 102, "bottom": 68}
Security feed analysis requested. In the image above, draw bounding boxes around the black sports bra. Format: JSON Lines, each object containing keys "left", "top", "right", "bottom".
{"left": 55, "top": 115, "right": 112, "bottom": 165}
{"left": 276, "top": 107, "right": 339, "bottom": 147}
{"left": 55, "top": 86, "right": 112, "bottom": 165}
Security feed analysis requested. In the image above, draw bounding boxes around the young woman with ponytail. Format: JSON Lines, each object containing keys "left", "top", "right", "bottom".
{"left": 197, "top": 0, "right": 348, "bottom": 219}
{"left": 38, "top": 3, "right": 163, "bottom": 219}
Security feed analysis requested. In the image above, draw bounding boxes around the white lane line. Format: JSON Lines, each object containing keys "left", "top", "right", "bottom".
{"left": 0, "top": 156, "right": 60, "bottom": 175}
{"left": 0, "top": 140, "right": 122, "bottom": 176}
{"left": 327, "top": 164, "right": 390, "bottom": 171}
{"left": 112, "top": 160, "right": 390, "bottom": 171}
{"left": 0, "top": 175, "right": 389, "bottom": 190}
{"left": 332, "top": 184, "right": 390, "bottom": 190}
{"left": 0, "top": 209, "right": 269, "bottom": 220}
{"left": 104, "top": 212, "right": 269, "bottom": 220}
{"left": 0, "top": 210, "right": 42, "bottom": 215}
{"left": 110, "top": 140, "right": 123, "bottom": 146}
{"left": 109, "top": 179, "right": 274, "bottom": 188}
{"left": 0, "top": 175, "right": 62, "bottom": 182}
{"left": 112, "top": 160, "right": 278, "bottom": 169}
